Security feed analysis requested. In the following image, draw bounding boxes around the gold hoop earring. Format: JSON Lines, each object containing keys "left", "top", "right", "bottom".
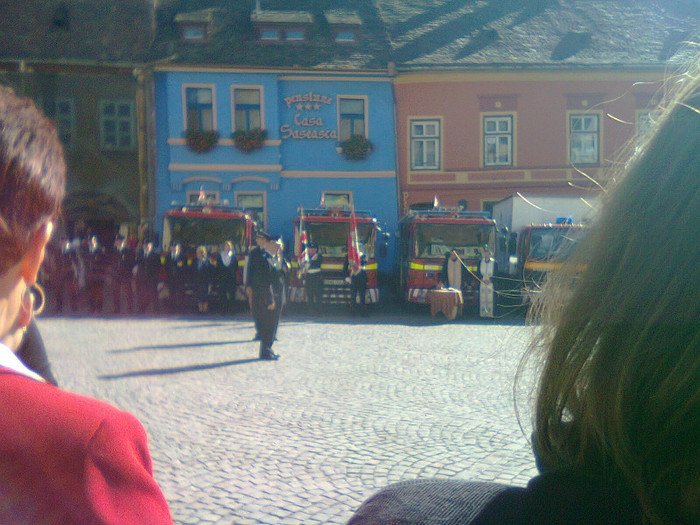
{"left": 24, "top": 283, "right": 46, "bottom": 317}
{"left": 31, "top": 283, "right": 46, "bottom": 316}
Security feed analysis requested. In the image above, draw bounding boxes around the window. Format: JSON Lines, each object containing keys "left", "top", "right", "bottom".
{"left": 236, "top": 192, "right": 265, "bottom": 227}
{"left": 410, "top": 119, "right": 440, "bottom": 170}
{"left": 233, "top": 88, "right": 262, "bottom": 131}
{"left": 321, "top": 191, "right": 352, "bottom": 208}
{"left": 182, "top": 25, "right": 205, "bottom": 41}
{"left": 187, "top": 190, "right": 218, "bottom": 204}
{"left": 483, "top": 115, "right": 513, "bottom": 167}
{"left": 55, "top": 97, "right": 75, "bottom": 148}
{"left": 335, "top": 31, "right": 356, "bottom": 43}
{"left": 260, "top": 29, "right": 280, "bottom": 41}
{"left": 99, "top": 100, "right": 135, "bottom": 151}
{"left": 569, "top": 113, "right": 599, "bottom": 164}
{"left": 338, "top": 97, "right": 366, "bottom": 141}
{"left": 285, "top": 29, "right": 305, "bottom": 41}
{"left": 186, "top": 87, "right": 214, "bottom": 131}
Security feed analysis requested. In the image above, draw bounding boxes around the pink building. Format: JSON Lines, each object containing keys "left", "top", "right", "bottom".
{"left": 379, "top": 0, "right": 698, "bottom": 215}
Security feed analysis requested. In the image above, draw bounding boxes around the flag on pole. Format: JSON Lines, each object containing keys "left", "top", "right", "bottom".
{"left": 298, "top": 207, "right": 310, "bottom": 266}
{"left": 347, "top": 207, "right": 362, "bottom": 273}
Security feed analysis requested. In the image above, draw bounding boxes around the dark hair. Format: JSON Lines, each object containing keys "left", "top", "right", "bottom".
{"left": 528, "top": 75, "right": 700, "bottom": 523}
{"left": 0, "top": 86, "right": 66, "bottom": 274}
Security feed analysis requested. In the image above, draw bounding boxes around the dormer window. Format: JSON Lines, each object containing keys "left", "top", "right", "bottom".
{"left": 260, "top": 29, "right": 280, "bottom": 41}
{"left": 285, "top": 29, "right": 305, "bottom": 42}
{"left": 251, "top": 10, "right": 313, "bottom": 43}
{"left": 175, "top": 8, "right": 222, "bottom": 44}
{"left": 182, "top": 25, "right": 206, "bottom": 42}
{"left": 325, "top": 10, "right": 362, "bottom": 45}
{"left": 335, "top": 31, "right": 356, "bottom": 44}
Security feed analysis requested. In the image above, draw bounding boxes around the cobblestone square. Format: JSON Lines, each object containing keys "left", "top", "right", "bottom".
{"left": 39, "top": 309, "right": 539, "bottom": 524}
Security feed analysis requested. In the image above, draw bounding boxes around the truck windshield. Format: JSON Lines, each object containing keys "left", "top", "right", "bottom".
{"left": 163, "top": 216, "right": 248, "bottom": 254}
{"left": 301, "top": 221, "right": 376, "bottom": 258}
{"left": 527, "top": 226, "right": 584, "bottom": 262}
{"left": 415, "top": 223, "right": 495, "bottom": 259}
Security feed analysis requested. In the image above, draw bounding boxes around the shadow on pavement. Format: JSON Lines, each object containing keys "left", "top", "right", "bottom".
{"left": 98, "top": 357, "right": 261, "bottom": 380}
{"left": 108, "top": 339, "right": 253, "bottom": 354}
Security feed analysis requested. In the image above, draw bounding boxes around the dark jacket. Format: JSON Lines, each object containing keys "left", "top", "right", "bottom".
{"left": 347, "top": 469, "right": 642, "bottom": 525}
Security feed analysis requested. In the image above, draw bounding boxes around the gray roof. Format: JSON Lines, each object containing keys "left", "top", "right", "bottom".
{"left": 3, "top": 0, "right": 698, "bottom": 71}
{"left": 0, "top": 0, "right": 153, "bottom": 64}
{"left": 375, "top": 0, "right": 700, "bottom": 69}
{"left": 325, "top": 10, "right": 363, "bottom": 26}
{"left": 250, "top": 10, "right": 314, "bottom": 25}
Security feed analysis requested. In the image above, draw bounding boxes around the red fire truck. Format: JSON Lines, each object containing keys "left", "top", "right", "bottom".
{"left": 288, "top": 207, "right": 379, "bottom": 305}
{"left": 161, "top": 203, "right": 256, "bottom": 304}
{"left": 397, "top": 209, "right": 496, "bottom": 306}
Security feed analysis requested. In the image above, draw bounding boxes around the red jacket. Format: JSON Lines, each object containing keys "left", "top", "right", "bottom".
{"left": 0, "top": 369, "right": 173, "bottom": 524}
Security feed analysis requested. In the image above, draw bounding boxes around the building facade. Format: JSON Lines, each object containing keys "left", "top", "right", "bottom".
{"left": 153, "top": 66, "right": 398, "bottom": 273}
{"left": 394, "top": 68, "right": 662, "bottom": 215}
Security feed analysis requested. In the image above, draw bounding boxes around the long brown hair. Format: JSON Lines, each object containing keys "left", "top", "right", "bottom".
{"left": 528, "top": 66, "right": 700, "bottom": 524}
{"left": 0, "top": 86, "right": 66, "bottom": 275}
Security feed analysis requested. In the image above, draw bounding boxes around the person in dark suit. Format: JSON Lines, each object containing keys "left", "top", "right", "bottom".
{"left": 134, "top": 239, "right": 161, "bottom": 315}
{"left": 216, "top": 240, "right": 238, "bottom": 312}
{"left": 112, "top": 235, "right": 135, "bottom": 314}
{"left": 0, "top": 86, "right": 172, "bottom": 524}
{"left": 244, "top": 231, "right": 279, "bottom": 360}
{"left": 163, "top": 242, "right": 187, "bottom": 314}
{"left": 86, "top": 235, "right": 110, "bottom": 314}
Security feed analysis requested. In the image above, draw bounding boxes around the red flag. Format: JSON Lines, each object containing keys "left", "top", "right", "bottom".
{"left": 347, "top": 207, "right": 361, "bottom": 272}
{"left": 298, "top": 208, "right": 310, "bottom": 266}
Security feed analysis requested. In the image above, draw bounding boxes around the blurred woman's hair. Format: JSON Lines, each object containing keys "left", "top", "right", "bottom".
{"left": 527, "top": 60, "right": 700, "bottom": 524}
{"left": 0, "top": 86, "right": 65, "bottom": 275}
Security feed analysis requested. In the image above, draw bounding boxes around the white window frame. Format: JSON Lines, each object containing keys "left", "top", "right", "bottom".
{"left": 55, "top": 96, "right": 76, "bottom": 149}
{"left": 99, "top": 99, "right": 135, "bottom": 151}
{"left": 232, "top": 86, "right": 264, "bottom": 132}
{"left": 410, "top": 118, "right": 441, "bottom": 171}
{"left": 321, "top": 191, "right": 353, "bottom": 208}
{"left": 182, "top": 84, "right": 216, "bottom": 132}
{"left": 569, "top": 112, "right": 600, "bottom": 165}
{"left": 235, "top": 191, "right": 266, "bottom": 227}
{"left": 483, "top": 114, "right": 513, "bottom": 167}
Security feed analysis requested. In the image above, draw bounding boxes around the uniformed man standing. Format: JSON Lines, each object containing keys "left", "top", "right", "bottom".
{"left": 112, "top": 236, "right": 135, "bottom": 314}
{"left": 244, "top": 231, "right": 279, "bottom": 360}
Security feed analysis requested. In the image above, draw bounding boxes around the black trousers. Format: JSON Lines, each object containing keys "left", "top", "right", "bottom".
{"left": 305, "top": 273, "right": 323, "bottom": 307}
{"left": 251, "top": 289, "right": 276, "bottom": 349}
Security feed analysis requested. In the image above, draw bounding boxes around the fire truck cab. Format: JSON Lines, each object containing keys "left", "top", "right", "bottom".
{"left": 397, "top": 209, "right": 496, "bottom": 306}
{"left": 161, "top": 203, "right": 256, "bottom": 305}
{"left": 288, "top": 206, "right": 380, "bottom": 305}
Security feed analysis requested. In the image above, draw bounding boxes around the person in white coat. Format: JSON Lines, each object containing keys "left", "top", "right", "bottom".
{"left": 479, "top": 249, "right": 495, "bottom": 318}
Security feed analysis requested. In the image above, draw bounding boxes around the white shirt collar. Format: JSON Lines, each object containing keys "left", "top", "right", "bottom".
{"left": 0, "top": 341, "right": 47, "bottom": 382}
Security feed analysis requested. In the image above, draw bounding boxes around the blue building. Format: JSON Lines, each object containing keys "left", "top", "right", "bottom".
{"left": 153, "top": 66, "right": 398, "bottom": 274}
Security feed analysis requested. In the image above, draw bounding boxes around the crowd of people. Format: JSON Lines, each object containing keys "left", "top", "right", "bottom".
{"left": 39, "top": 234, "right": 244, "bottom": 316}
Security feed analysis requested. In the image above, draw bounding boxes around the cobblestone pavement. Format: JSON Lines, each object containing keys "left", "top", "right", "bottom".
{"left": 38, "top": 307, "right": 540, "bottom": 524}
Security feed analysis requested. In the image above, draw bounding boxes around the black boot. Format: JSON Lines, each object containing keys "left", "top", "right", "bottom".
{"left": 259, "top": 342, "right": 279, "bottom": 360}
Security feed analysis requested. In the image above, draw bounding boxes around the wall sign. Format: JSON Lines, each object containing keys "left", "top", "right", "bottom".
{"left": 281, "top": 91, "right": 338, "bottom": 140}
